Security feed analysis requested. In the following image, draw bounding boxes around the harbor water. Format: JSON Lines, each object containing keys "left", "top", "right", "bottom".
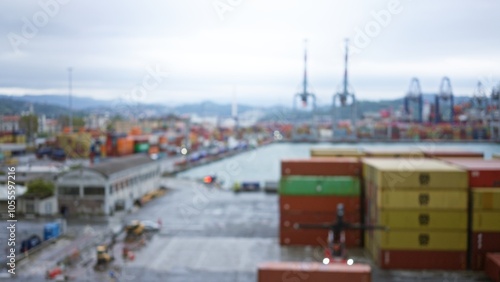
{"left": 177, "top": 142, "right": 500, "bottom": 189}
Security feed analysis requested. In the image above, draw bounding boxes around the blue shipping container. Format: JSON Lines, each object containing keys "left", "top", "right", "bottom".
{"left": 43, "top": 222, "right": 61, "bottom": 241}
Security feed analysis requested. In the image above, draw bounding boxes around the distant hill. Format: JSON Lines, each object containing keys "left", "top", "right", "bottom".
{"left": 0, "top": 96, "right": 82, "bottom": 117}
{"left": 8, "top": 94, "right": 111, "bottom": 110}
{"left": 0, "top": 94, "right": 475, "bottom": 119}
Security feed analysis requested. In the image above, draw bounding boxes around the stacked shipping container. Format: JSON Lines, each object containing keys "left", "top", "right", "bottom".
{"left": 310, "top": 148, "right": 365, "bottom": 158}
{"left": 438, "top": 158, "right": 500, "bottom": 270}
{"left": 421, "top": 149, "right": 484, "bottom": 159}
{"left": 363, "top": 158, "right": 469, "bottom": 270}
{"left": 279, "top": 158, "right": 362, "bottom": 247}
{"left": 485, "top": 253, "right": 500, "bottom": 282}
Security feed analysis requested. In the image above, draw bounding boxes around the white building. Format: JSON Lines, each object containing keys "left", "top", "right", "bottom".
{"left": 18, "top": 194, "right": 58, "bottom": 216}
{"left": 56, "top": 154, "right": 161, "bottom": 216}
{"left": 0, "top": 115, "right": 20, "bottom": 132}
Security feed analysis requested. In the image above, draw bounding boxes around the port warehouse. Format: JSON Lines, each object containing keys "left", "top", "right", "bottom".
{"left": 274, "top": 147, "right": 500, "bottom": 275}
{"left": 56, "top": 154, "right": 161, "bottom": 216}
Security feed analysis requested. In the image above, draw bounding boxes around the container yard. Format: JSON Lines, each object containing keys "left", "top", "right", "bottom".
{"left": 3, "top": 143, "right": 498, "bottom": 282}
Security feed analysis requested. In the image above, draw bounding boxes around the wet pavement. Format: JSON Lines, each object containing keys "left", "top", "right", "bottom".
{"left": 9, "top": 178, "right": 491, "bottom": 281}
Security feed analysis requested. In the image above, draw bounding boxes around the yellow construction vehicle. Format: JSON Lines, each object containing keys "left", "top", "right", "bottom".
{"left": 124, "top": 220, "right": 145, "bottom": 241}
{"left": 94, "top": 245, "right": 114, "bottom": 271}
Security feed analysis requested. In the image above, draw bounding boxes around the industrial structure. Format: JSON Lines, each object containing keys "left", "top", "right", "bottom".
{"left": 490, "top": 83, "right": 500, "bottom": 140}
{"left": 56, "top": 154, "right": 161, "bottom": 216}
{"left": 404, "top": 78, "right": 424, "bottom": 123}
{"left": 434, "top": 77, "right": 455, "bottom": 124}
{"left": 291, "top": 40, "right": 318, "bottom": 141}
{"left": 332, "top": 39, "right": 357, "bottom": 140}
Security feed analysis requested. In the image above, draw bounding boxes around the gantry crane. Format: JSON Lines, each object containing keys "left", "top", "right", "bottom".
{"left": 404, "top": 78, "right": 424, "bottom": 123}
{"left": 489, "top": 83, "right": 500, "bottom": 140}
{"left": 434, "top": 77, "right": 454, "bottom": 123}
{"left": 332, "top": 39, "right": 357, "bottom": 140}
{"left": 291, "top": 39, "right": 318, "bottom": 141}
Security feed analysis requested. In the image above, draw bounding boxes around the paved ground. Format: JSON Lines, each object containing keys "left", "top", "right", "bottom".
{"left": 9, "top": 178, "right": 491, "bottom": 281}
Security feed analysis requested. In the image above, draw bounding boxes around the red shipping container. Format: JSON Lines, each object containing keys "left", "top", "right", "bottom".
{"left": 258, "top": 261, "right": 371, "bottom": 282}
{"left": 280, "top": 212, "right": 361, "bottom": 229}
{"left": 280, "top": 228, "right": 361, "bottom": 247}
{"left": 280, "top": 196, "right": 360, "bottom": 213}
{"left": 485, "top": 253, "right": 500, "bottom": 282}
{"left": 438, "top": 158, "right": 500, "bottom": 187}
{"left": 375, "top": 249, "right": 467, "bottom": 270}
{"left": 281, "top": 158, "right": 360, "bottom": 176}
{"left": 422, "top": 149, "right": 484, "bottom": 158}
{"left": 471, "top": 232, "right": 500, "bottom": 270}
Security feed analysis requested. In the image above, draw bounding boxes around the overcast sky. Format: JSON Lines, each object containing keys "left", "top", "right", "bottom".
{"left": 0, "top": 0, "right": 499, "bottom": 106}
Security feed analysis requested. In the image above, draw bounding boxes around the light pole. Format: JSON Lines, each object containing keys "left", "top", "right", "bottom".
{"left": 68, "top": 67, "right": 73, "bottom": 133}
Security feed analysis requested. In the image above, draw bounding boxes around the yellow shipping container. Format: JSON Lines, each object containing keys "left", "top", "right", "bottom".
{"left": 375, "top": 230, "right": 467, "bottom": 251}
{"left": 363, "top": 158, "right": 468, "bottom": 190}
{"left": 14, "top": 135, "right": 26, "bottom": 143}
{"left": 473, "top": 188, "right": 500, "bottom": 210}
{"left": 472, "top": 211, "right": 500, "bottom": 232}
{"left": 377, "top": 190, "right": 468, "bottom": 210}
{"left": 364, "top": 232, "right": 378, "bottom": 262}
{"left": 364, "top": 148, "right": 424, "bottom": 158}
{"left": 362, "top": 161, "right": 375, "bottom": 181}
{"left": 310, "top": 147, "right": 365, "bottom": 158}
{"left": 377, "top": 210, "right": 467, "bottom": 230}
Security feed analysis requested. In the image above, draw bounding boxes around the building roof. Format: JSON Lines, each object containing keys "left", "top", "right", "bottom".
{"left": 88, "top": 154, "right": 156, "bottom": 177}
{"left": 1, "top": 116, "right": 20, "bottom": 122}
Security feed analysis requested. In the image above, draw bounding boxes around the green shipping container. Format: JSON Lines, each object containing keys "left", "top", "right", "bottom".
{"left": 134, "top": 143, "right": 150, "bottom": 153}
{"left": 280, "top": 176, "right": 360, "bottom": 196}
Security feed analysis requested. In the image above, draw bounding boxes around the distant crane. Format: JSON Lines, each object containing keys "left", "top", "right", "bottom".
{"left": 470, "top": 81, "right": 489, "bottom": 116}
{"left": 489, "top": 83, "right": 500, "bottom": 140}
{"left": 404, "top": 78, "right": 423, "bottom": 123}
{"left": 332, "top": 39, "right": 357, "bottom": 139}
{"left": 434, "top": 77, "right": 455, "bottom": 123}
{"left": 292, "top": 39, "right": 318, "bottom": 141}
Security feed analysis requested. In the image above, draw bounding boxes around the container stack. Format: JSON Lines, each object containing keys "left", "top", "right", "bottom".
{"left": 364, "top": 148, "right": 424, "bottom": 159}
{"left": 279, "top": 158, "right": 362, "bottom": 247}
{"left": 310, "top": 147, "right": 365, "bottom": 158}
{"left": 363, "top": 158, "right": 469, "bottom": 270}
{"left": 485, "top": 253, "right": 500, "bottom": 282}
{"left": 421, "top": 149, "right": 484, "bottom": 159}
{"left": 438, "top": 158, "right": 500, "bottom": 270}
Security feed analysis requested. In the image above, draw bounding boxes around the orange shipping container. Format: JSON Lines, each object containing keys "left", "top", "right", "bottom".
{"left": 485, "top": 253, "right": 500, "bottom": 282}
{"left": 280, "top": 228, "right": 361, "bottom": 247}
{"left": 280, "top": 212, "right": 361, "bottom": 230}
{"left": 281, "top": 158, "right": 360, "bottom": 176}
{"left": 258, "top": 262, "right": 371, "bottom": 282}
{"left": 148, "top": 145, "right": 159, "bottom": 155}
{"left": 280, "top": 196, "right": 360, "bottom": 213}
{"left": 373, "top": 249, "right": 467, "bottom": 270}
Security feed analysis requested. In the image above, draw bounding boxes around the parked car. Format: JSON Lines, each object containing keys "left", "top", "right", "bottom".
{"left": 51, "top": 148, "right": 66, "bottom": 161}
{"left": 20, "top": 235, "right": 42, "bottom": 253}
{"left": 36, "top": 147, "right": 52, "bottom": 159}
{"left": 140, "top": 220, "right": 161, "bottom": 232}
